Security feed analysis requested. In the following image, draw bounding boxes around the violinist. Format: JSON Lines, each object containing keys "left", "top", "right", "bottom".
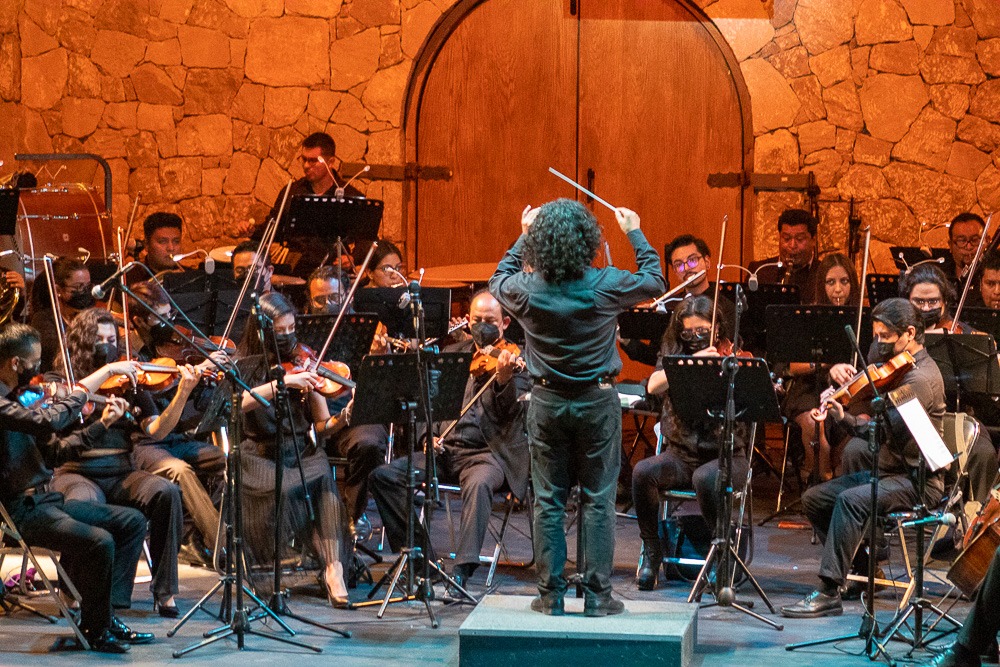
{"left": 784, "top": 253, "right": 859, "bottom": 485}
{"left": 29, "top": 257, "right": 95, "bottom": 372}
{"left": 307, "top": 265, "right": 350, "bottom": 315}
{"left": 140, "top": 212, "right": 183, "bottom": 275}
{"left": 234, "top": 292, "right": 352, "bottom": 607}
{"left": 125, "top": 281, "right": 226, "bottom": 566}
{"left": 747, "top": 208, "right": 820, "bottom": 296}
{"left": 368, "top": 290, "right": 530, "bottom": 590}
{"left": 942, "top": 212, "right": 987, "bottom": 291}
{"left": 232, "top": 240, "right": 273, "bottom": 294}
{"left": 0, "top": 323, "right": 151, "bottom": 653}
{"left": 782, "top": 298, "right": 946, "bottom": 619}
{"left": 633, "top": 296, "right": 749, "bottom": 591}
{"left": 48, "top": 308, "right": 194, "bottom": 618}
{"left": 977, "top": 250, "right": 1000, "bottom": 310}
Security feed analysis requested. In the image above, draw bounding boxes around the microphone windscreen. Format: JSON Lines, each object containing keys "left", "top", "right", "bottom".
{"left": 204, "top": 257, "right": 215, "bottom": 275}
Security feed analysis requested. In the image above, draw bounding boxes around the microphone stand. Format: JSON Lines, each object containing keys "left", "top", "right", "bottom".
{"left": 786, "top": 324, "right": 894, "bottom": 663}
{"left": 111, "top": 279, "right": 329, "bottom": 656}
{"left": 252, "top": 292, "right": 349, "bottom": 638}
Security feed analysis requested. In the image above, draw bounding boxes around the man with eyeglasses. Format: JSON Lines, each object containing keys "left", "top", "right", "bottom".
{"left": 747, "top": 208, "right": 819, "bottom": 297}
{"left": 943, "top": 212, "right": 987, "bottom": 291}
{"left": 29, "top": 257, "right": 96, "bottom": 373}
{"left": 306, "top": 265, "right": 350, "bottom": 315}
{"left": 231, "top": 241, "right": 274, "bottom": 294}
{"left": 665, "top": 235, "right": 713, "bottom": 298}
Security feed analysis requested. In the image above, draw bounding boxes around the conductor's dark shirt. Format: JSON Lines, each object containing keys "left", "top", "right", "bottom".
{"left": 490, "top": 229, "right": 665, "bottom": 383}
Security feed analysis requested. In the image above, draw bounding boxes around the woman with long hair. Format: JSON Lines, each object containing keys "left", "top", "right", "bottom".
{"left": 234, "top": 291, "right": 352, "bottom": 606}
{"left": 50, "top": 307, "right": 196, "bottom": 617}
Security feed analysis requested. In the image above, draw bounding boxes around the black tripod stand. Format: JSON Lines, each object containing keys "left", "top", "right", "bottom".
{"left": 786, "top": 324, "right": 895, "bottom": 663}
{"left": 349, "top": 283, "right": 475, "bottom": 625}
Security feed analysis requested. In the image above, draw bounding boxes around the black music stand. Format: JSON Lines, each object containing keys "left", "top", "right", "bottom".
{"left": 281, "top": 196, "right": 383, "bottom": 274}
{"left": 350, "top": 352, "right": 475, "bottom": 625}
{"left": 663, "top": 355, "right": 783, "bottom": 630}
{"left": 760, "top": 306, "right": 872, "bottom": 524}
{"left": 959, "top": 307, "right": 1000, "bottom": 341}
{"left": 294, "top": 313, "right": 379, "bottom": 370}
{"left": 618, "top": 307, "right": 672, "bottom": 342}
{"left": 867, "top": 273, "right": 901, "bottom": 307}
{"left": 353, "top": 287, "right": 452, "bottom": 339}
{"left": 160, "top": 266, "right": 248, "bottom": 339}
{"left": 0, "top": 188, "right": 18, "bottom": 236}
{"left": 924, "top": 332, "right": 1000, "bottom": 411}
{"left": 718, "top": 283, "right": 800, "bottom": 354}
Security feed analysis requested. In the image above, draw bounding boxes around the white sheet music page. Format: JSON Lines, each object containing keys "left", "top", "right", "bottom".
{"left": 888, "top": 386, "right": 952, "bottom": 472}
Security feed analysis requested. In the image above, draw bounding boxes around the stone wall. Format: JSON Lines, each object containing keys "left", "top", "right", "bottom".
{"left": 3, "top": 0, "right": 998, "bottom": 268}
{"left": 715, "top": 0, "right": 1000, "bottom": 269}
{"left": 0, "top": 0, "right": 454, "bottom": 251}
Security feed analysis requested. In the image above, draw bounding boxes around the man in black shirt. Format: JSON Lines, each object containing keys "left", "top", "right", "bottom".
{"left": 747, "top": 208, "right": 819, "bottom": 296}
{"left": 781, "top": 298, "right": 947, "bottom": 619}
{"left": 368, "top": 290, "right": 529, "bottom": 589}
{"left": 490, "top": 199, "right": 664, "bottom": 616}
{"left": 0, "top": 324, "right": 150, "bottom": 652}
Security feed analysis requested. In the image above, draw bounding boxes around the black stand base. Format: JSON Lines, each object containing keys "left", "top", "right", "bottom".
{"left": 688, "top": 538, "right": 784, "bottom": 630}
{"left": 267, "top": 590, "right": 351, "bottom": 638}
{"left": 173, "top": 606, "right": 323, "bottom": 659}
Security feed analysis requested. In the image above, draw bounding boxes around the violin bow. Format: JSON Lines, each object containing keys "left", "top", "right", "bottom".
{"left": 310, "top": 241, "right": 379, "bottom": 372}
{"left": 220, "top": 180, "right": 291, "bottom": 346}
{"left": 952, "top": 212, "right": 993, "bottom": 334}
{"left": 709, "top": 214, "right": 728, "bottom": 348}
{"left": 41, "top": 256, "right": 76, "bottom": 385}
{"left": 852, "top": 226, "right": 872, "bottom": 368}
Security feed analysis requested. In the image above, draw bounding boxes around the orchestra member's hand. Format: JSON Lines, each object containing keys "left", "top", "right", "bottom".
{"left": 829, "top": 363, "right": 856, "bottom": 386}
{"left": 196, "top": 350, "right": 231, "bottom": 376}
{"left": 449, "top": 317, "right": 471, "bottom": 342}
{"left": 812, "top": 396, "right": 844, "bottom": 423}
{"left": 614, "top": 207, "right": 640, "bottom": 233}
{"left": 177, "top": 364, "right": 200, "bottom": 396}
{"left": 693, "top": 346, "right": 720, "bottom": 358}
{"left": 100, "top": 396, "right": 130, "bottom": 428}
{"left": 4, "top": 271, "right": 25, "bottom": 292}
{"left": 496, "top": 348, "right": 518, "bottom": 385}
{"left": 521, "top": 205, "right": 541, "bottom": 235}
{"left": 78, "top": 360, "right": 142, "bottom": 394}
{"left": 285, "top": 370, "right": 321, "bottom": 392}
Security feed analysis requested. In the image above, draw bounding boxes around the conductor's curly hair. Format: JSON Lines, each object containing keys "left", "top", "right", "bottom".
{"left": 523, "top": 198, "right": 601, "bottom": 285}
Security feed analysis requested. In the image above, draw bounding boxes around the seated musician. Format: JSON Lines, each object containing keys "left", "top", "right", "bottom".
{"left": 977, "top": 250, "right": 1000, "bottom": 310}
{"left": 927, "top": 544, "right": 1000, "bottom": 667}
{"left": 890, "top": 263, "right": 998, "bottom": 506}
{"left": 781, "top": 298, "right": 946, "bottom": 619}
{"left": 234, "top": 292, "right": 352, "bottom": 606}
{"left": 361, "top": 240, "right": 406, "bottom": 289}
{"left": 942, "top": 212, "right": 987, "bottom": 291}
{"left": 369, "top": 289, "right": 529, "bottom": 589}
{"left": 125, "top": 280, "right": 226, "bottom": 566}
{"left": 0, "top": 323, "right": 151, "bottom": 653}
{"left": 29, "top": 257, "right": 95, "bottom": 372}
{"left": 747, "top": 208, "right": 820, "bottom": 296}
{"left": 784, "top": 252, "right": 859, "bottom": 485}
{"left": 48, "top": 308, "right": 193, "bottom": 618}
{"left": 231, "top": 240, "right": 273, "bottom": 294}
{"left": 632, "top": 295, "right": 747, "bottom": 590}
{"left": 140, "top": 212, "right": 183, "bottom": 275}
{"left": 304, "top": 265, "right": 390, "bottom": 530}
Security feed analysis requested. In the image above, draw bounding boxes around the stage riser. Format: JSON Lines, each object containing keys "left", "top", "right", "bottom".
{"left": 458, "top": 594, "right": 697, "bottom": 667}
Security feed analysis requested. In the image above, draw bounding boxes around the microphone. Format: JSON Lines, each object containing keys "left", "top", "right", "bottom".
{"left": 172, "top": 249, "right": 215, "bottom": 274}
{"left": 335, "top": 164, "right": 371, "bottom": 198}
{"left": 92, "top": 261, "right": 137, "bottom": 299}
{"left": 408, "top": 280, "right": 421, "bottom": 306}
{"left": 900, "top": 512, "right": 955, "bottom": 529}
{"left": 748, "top": 260, "right": 782, "bottom": 291}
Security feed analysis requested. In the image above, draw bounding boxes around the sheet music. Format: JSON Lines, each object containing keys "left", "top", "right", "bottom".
{"left": 888, "top": 386, "right": 953, "bottom": 472}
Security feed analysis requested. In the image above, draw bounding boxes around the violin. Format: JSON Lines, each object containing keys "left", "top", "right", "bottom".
{"left": 386, "top": 317, "right": 470, "bottom": 352}
{"left": 715, "top": 338, "right": 752, "bottom": 359}
{"left": 814, "top": 350, "right": 915, "bottom": 420}
{"left": 470, "top": 339, "right": 523, "bottom": 377}
{"left": 99, "top": 357, "right": 222, "bottom": 394}
{"left": 17, "top": 377, "right": 139, "bottom": 422}
{"left": 283, "top": 343, "right": 354, "bottom": 398}
{"left": 164, "top": 325, "right": 236, "bottom": 363}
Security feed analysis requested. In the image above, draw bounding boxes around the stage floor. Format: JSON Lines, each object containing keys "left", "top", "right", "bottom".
{"left": 0, "top": 475, "right": 967, "bottom": 666}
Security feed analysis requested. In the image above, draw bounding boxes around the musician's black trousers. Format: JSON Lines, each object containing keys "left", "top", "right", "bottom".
{"left": 9, "top": 492, "right": 146, "bottom": 634}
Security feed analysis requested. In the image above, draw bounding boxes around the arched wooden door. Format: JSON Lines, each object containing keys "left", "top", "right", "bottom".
{"left": 405, "top": 0, "right": 753, "bottom": 272}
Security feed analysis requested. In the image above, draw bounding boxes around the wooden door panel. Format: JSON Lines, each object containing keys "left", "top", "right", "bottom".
{"left": 576, "top": 0, "right": 747, "bottom": 278}
{"left": 414, "top": 0, "right": 578, "bottom": 270}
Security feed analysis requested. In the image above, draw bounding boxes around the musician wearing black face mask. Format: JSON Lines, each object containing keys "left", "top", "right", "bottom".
{"left": 899, "top": 263, "right": 972, "bottom": 333}
{"left": 632, "top": 296, "right": 748, "bottom": 590}
{"left": 369, "top": 290, "right": 530, "bottom": 589}
{"left": 782, "top": 298, "right": 946, "bottom": 619}
{"left": 29, "top": 257, "right": 96, "bottom": 373}
{"left": 48, "top": 308, "right": 196, "bottom": 618}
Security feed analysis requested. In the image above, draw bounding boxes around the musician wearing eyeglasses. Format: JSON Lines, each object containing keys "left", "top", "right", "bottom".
{"left": 942, "top": 212, "right": 987, "bottom": 291}
{"left": 231, "top": 241, "right": 274, "bottom": 294}
{"left": 30, "top": 257, "right": 96, "bottom": 373}
{"left": 306, "top": 266, "right": 350, "bottom": 316}
{"left": 666, "top": 235, "right": 714, "bottom": 299}
{"left": 747, "top": 209, "right": 819, "bottom": 295}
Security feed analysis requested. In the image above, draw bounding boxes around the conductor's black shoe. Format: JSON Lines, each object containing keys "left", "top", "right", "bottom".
{"left": 584, "top": 595, "right": 626, "bottom": 617}
{"left": 530, "top": 595, "right": 565, "bottom": 616}
{"left": 926, "top": 642, "right": 981, "bottom": 667}
{"left": 110, "top": 616, "right": 155, "bottom": 644}
{"left": 636, "top": 541, "right": 663, "bottom": 591}
{"left": 81, "top": 628, "right": 130, "bottom": 654}
{"left": 780, "top": 590, "right": 843, "bottom": 618}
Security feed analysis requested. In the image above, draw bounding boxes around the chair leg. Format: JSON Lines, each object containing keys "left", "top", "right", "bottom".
{"left": 485, "top": 496, "right": 516, "bottom": 588}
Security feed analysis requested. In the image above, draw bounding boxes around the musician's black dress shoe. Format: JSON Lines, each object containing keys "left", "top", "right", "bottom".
{"left": 780, "top": 589, "right": 843, "bottom": 618}
{"left": 110, "top": 616, "right": 155, "bottom": 644}
{"left": 926, "top": 642, "right": 981, "bottom": 667}
{"left": 81, "top": 628, "right": 130, "bottom": 654}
